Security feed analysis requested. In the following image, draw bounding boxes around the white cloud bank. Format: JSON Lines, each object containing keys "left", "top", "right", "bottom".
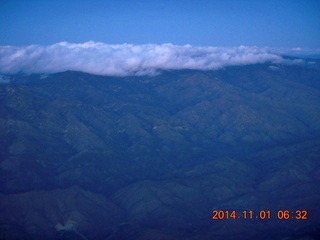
{"left": 0, "top": 41, "right": 285, "bottom": 76}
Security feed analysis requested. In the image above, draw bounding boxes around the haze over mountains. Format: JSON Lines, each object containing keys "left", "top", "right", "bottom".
{"left": 0, "top": 42, "right": 303, "bottom": 76}
{"left": 0, "top": 51, "right": 320, "bottom": 239}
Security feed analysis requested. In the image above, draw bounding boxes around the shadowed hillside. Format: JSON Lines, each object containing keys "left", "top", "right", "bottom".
{"left": 0, "top": 60, "right": 320, "bottom": 240}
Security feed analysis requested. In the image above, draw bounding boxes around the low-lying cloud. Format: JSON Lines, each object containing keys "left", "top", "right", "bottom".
{"left": 0, "top": 41, "right": 285, "bottom": 76}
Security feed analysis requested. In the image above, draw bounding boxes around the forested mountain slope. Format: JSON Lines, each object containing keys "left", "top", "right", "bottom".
{"left": 0, "top": 60, "right": 320, "bottom": 240}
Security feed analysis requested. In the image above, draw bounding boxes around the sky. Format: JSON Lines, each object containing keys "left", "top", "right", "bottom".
{"left": 0, "top": 0, "right": 319, "bottom": 76}
{"left": 1, "top": 0, "right": 319, "bottom": 48}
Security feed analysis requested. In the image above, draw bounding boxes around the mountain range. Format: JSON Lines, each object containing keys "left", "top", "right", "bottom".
{"left": 0, "top": 59, "right": 320, "bottom": 240}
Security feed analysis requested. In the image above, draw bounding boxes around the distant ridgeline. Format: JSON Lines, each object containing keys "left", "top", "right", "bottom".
{"left": 0, "top": 60, "right": 320, "bottom": 240}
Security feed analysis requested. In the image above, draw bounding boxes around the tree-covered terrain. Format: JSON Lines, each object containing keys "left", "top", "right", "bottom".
{"left": 0, "top": 60, "right": 320, "bottom": 240}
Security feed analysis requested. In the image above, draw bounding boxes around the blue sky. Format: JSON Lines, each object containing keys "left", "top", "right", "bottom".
{"left": 1, "top": 0, "right": 319, "bottom": 48}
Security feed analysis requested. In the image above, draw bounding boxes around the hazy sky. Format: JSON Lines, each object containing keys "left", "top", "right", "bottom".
{"left": 1, "top": 0, "right": 319, "bottom": 48}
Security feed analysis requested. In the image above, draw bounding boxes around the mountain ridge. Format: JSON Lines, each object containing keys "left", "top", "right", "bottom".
{"left": 0, "top": 61, "right": 320, "bottom": 239}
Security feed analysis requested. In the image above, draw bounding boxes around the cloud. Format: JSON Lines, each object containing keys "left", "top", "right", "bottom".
{"left": 271, "top": 47, "right": 320, "bottom": 59}
{"left": 0, "top": 42, "right": 284, "bottom": 76}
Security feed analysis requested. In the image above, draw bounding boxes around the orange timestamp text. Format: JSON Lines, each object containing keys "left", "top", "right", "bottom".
{"left": 212, "top": 210, "right": 308, "bottom": 220}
